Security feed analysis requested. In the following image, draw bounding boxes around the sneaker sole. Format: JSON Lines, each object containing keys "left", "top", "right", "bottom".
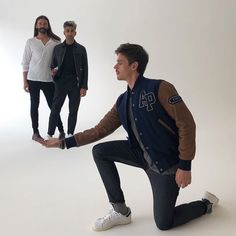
{"left": 92, "top": 220, "right": 131, "bottom": 231}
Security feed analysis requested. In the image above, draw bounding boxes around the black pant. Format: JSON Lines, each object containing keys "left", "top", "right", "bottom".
{"left": 28, "top": 80, "right": 64, "bottom": 134}
{"left": 48, "top": 78, "right": 81, "bottom": 135}
{"left": 92, "top": 140, "right": 207, "bottom": 230}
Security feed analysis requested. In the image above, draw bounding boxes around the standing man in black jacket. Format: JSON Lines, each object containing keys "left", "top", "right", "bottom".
{"left": 47, "top": 21, "right": 88, "bottom": 138}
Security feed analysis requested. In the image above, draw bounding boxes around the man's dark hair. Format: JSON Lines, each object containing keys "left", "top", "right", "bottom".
{"left": 63, "top": 21, "right": 77, "bottom": 29}
{"left": 115, "top": 43, "right": 149, "bottom": 75}
{"left": 34, "top": 15, "right": 61, "bottom": 41}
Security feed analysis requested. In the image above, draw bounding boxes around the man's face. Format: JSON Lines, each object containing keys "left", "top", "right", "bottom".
{"left": 36, "top": 19, "right": 49, "bottom": 34}
{"left": 114, "top": 53, "right": 135, "bottom": 81}
{"left": 64, "top": 26, "right": 76, "bottom": 40}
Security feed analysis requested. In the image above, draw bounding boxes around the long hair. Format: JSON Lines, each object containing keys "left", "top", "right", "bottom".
{"left": 33, "top": 15, "right": 61, "bottom": 41}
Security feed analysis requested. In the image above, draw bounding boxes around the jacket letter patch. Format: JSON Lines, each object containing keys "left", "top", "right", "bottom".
{"left": 139, "top": 90, "right": 156, "bottom": 111}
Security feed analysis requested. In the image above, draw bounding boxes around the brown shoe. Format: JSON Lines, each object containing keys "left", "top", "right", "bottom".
{"left": 32, "top": 133, "right": 44, "bottom": 143}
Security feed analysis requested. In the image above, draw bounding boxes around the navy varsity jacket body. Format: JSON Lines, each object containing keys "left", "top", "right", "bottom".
{"left": 116, "top": 77, "right": 180, "bottom": 173}
{"left": 67, "top": 76, "right": 196, "bottom": 172}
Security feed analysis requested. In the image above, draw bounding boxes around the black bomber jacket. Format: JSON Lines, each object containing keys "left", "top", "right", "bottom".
{"left": 51, "top": 40, "right": 88, "bottom": 89}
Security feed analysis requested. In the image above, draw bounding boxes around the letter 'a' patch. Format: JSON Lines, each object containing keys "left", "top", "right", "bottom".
{"left": 168, "top": 95, "right": 182, "bottom": 104}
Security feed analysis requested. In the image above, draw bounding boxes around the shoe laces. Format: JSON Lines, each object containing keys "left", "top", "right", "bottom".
{"left": 99, "top": 209, "right": 119, "bottom": 225}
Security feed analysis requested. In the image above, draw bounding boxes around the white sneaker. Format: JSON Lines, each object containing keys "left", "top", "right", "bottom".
{"left": 202, "top": 191, "right": 219, "bottom": 213}
{"left": 203, "top": 191, "right": 219, "bottom": 207}
{"left": 92, "top": 208, "right": 131, "bottom": 231}
{"left": 67, "top": 134, "right": 73, "bottom": 138}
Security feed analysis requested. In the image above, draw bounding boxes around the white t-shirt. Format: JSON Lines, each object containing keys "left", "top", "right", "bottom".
{"left": 21, "top": 37, "right": 60, "bottom": 82}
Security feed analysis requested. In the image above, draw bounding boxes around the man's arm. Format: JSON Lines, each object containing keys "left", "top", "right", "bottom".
{"left": 50, "top": 46, "right": 58, "bottom": 69}
{"left": 158, "top": 80, "right": 196, "bottom": 168}
{"left": 21, "top": 39, "right": 31, "bottom": 92}
{"left": 158, "top": 81, "right": 196, "bottom": 188}
{"left": 23, "top": 71, "right": 29, "bottom": 92}
{"left": 43, "top": 104, "right": 121, "bottom": 148}
{"left": 81, "top": 47, "right": 88, "bottom": 90}
{"left": 50, "top": 46, "right": 60, "bottom": 78}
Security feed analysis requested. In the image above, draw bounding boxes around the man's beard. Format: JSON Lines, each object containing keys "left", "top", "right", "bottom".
{"left": 38, "top": 28, "right": 48, "bottom": 34}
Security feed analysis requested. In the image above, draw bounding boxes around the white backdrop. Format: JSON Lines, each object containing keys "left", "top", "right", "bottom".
{"left": 1, "top": 0, "right": 235, "bottom": 157}
{"left": 0, "top": 0, "right": 235, "bottom": 123}
{"left": 0, "top": 1, "right": 236, "bottom": 235}
{"left": 0, "top": 0, "right": 235, "bottom": 164}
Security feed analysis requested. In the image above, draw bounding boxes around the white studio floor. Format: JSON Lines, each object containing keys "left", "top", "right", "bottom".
{"left": 0, "top": 122, "right": 235, "bottom": 236}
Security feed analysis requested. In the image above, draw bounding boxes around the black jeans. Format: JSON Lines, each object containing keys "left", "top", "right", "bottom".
{"left": 92, "top": 140, "right": 207, "bottom": 230}
{"left": 28, "top": 80, "right": 64, "bottom": 134}
{"left": 48, "top": 78, "right": 81, "bottom": 135}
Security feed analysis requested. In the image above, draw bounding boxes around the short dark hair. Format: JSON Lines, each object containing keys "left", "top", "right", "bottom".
{"left": 115, "top": 43, "right": 149, "bottom": 75}
{"left": 63, "top": 21, "right": 77, "bottom": 29}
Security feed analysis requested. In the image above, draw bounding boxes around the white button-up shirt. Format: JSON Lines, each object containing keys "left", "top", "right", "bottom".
{"left": 21, "top": 37, "right": 59, "bottom": 82}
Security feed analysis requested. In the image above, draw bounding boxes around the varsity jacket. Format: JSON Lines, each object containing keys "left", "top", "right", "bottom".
{"left": 51, "top": 40, "right": 88, "bottom": 89}
{"left": 66, "top": 76, "right": 196, "bottom": 172}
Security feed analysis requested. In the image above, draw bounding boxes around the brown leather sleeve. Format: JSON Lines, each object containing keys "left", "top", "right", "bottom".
{"left": 158, "top": 81, "right": 196, "bottom": 161}
{"left": 73, "top": 104, "right": 121, "bottom": 146}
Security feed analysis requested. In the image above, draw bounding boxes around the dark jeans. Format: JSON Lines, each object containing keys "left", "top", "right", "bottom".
{"left": 48, "top": 78, "right": 81, "bottom": 135}
{"left": 28, "top": 80, "right": 64, "bottom": 134}
{"left": 92, "top": 140, "right": 207, "bottom": 230}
